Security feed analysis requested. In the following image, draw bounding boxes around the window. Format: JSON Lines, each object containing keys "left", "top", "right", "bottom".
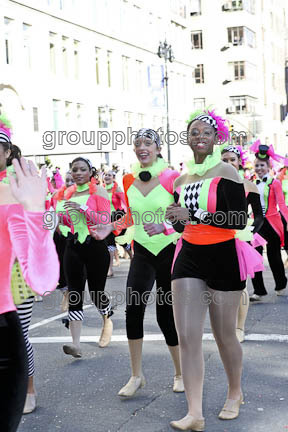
{"left": 53, "top": 99, "right": 60, "bottom": 130}
{"left": 233, "top": 61, "right": 244, "bottom": 80}
{"left": 62, "top": 36, "right": 69, "bottom": 77}
{"left": 230, "top": 61, "right": 256, "bottom": 80}
{"left": 49, "top": 32, "right": 57, "bottom": 74}
{"left": 77, "top": 103, "right": 83, "bottom": 127}
{"left": 227, "top": 26, "right": 255, "bottom": 47}
{"left": 107, "top": 51, "right": 112, "bottom": 87}
{"left": 191, "top": 31, "right": 203, "bottom": 49}
{"left": 4, "top": 17, "right": 13, "bottom": 65}
{"left": 65, "top": 101, "right": 72, "bottom": 129}
{"left": 124, "top": 111, "right": 132, "bottom": 127}
{"left": 137, "top": 113, "right": 144, "bottom": 128}
{"left": 171, "top": 0, "right": 187, "bottom": 18}
{"left": 122, "top": 55, "right": 129, "bottom": 91}
{"left": 223, "top": 0, "right": 255, "bottom": 13}
{"left": 74, "top": 40, "right": 80, "bottom": 79}
{"left": 194, "top": 64, "right": 204, "bottom": 84}
{"left": 228, "top": 27, "right": 243, "bottom": 45}
{"left": 33, "top": 107, "right": 39, "bottom": 132}
{"left": 23, "top": 23, "right": 32, "bottom": 68}
{"left": 193, "top": 98, "right": 206, "bottom": 110}
{"left": 98, "top": 106, "right": 109, "bottom": 128}
{"left": 190, "top": 0, "right": 201, "bottom": 16}
{"left": 229, "top": 95, "right": 257, "bottom": 114}
{"left": 109, "top": 109, "right": 114, "bottom": 128}
{"left": 135, "top": 60, "right": 144, "bottom": 92}
{"left": 95, "top": 47, "right": 100, "bottom": 84}
{"left": 272, "top": 73, "right": 276, "bottom": 89}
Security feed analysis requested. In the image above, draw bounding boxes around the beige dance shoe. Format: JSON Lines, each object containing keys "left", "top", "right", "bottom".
{"left": 23, "top": 392, "right": 37, "bottom": 414}
{"left": 170, "top": 415, "right": 205, "bottom": 431}
{"left": 98, "top": 316, "right": 113, "bottom": 348}
{"left": 118, "top": 375, "right": 146, "bottom": 397}
{"left": 236, "top": 328, "right": 245, "bottom": 343}
{"left": 63, "top": 343, "right": 82, "bottom": 358}
{"left": 218, "top": 392, "right": 244, "bottom": 420}
{"left": 276, "top": 288, "right": 287, "bottom": 296}
{"left": 173, "top": 375, "right": 185, "bottom": 392}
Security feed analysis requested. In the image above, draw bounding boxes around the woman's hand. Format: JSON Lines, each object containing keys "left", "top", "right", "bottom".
{"left": 90, "top": 223, "right": 113, "bottom": 240}
{"left": 63, "top": 201, "right": 81, "bottom": 211}
{"left": 143, "top": 223, "right": 165, "bottom": 237}
{"left": 9, "top": 158, "right": 47, "bottom": 212}
{"left": 165, "top": 203, "right": 190, "bottom": 222}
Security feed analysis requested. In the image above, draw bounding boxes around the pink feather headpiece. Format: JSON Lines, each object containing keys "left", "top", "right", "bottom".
{"left": 250, "top": 139, "right": 288, "bottom": 166}
{"left": 188, "top": 108, "right": 229, "bottom": 143}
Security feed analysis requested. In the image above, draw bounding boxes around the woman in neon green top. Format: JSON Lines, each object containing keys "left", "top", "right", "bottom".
{"left": 91, "top": 129, "right": 184, "bottom": 398}
{"left": 54, "top": 157, "right": 113, "bottom": 357}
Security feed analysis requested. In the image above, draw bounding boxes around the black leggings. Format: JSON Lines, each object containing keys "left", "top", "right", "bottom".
{"left": 252, "top": 219, "right": 287, "bottom": 295}
{"left": 64, "top": 235, "right": 111, "bottom": 320}
{"left": 0, "top": 311, "right": 28, "bottom": 432}
{"left": 53, "top": 231, "right": 67, "bottom": 289}
{"left": 126, "top": 241, "right": 178, "bottom": 346}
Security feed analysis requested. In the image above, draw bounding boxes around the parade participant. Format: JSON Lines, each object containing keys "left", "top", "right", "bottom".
{"left": 91, "top": 128, "right": 184, "bottom": 397}
{"left": 277, "top": 166, "right": 288, "bottom": 267}
{"left": 165, "top": 109, "right": 262, "bottom": 431}
{"left": 103, "top": 169, "right": 132, "bottom": 277}
{"left": 0, "top": 118, "right": 41, "bottom": 414}
{"left": 0, "top": 150, "right": 59, "bottom": 431}
{"left": 250, "top": 142, "right": 288, "bottom": 300}
{"left": 221, "top": 145, "right": 264, "bottom": 342}
{"left": 53, "top": 157, "right": 113, "bottom": 356}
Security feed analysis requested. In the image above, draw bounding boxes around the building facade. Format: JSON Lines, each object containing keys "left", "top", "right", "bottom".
{"left": 0, "top": 0, "right": 287, "bottom": 174}
{"left": 0, "top": 0, "right": 195, "bottom": 171}
{"left": 190, "top": 0, "right": 288, "bottom": 154}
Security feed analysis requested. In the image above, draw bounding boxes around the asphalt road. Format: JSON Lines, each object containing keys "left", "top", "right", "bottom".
{"left": 18, "top": 256, "right": 288, "bottom": 432}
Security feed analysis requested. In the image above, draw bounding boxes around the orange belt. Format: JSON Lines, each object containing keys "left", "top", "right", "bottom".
{"left": 183, "top": 224, "right": 235, "bottom": 245}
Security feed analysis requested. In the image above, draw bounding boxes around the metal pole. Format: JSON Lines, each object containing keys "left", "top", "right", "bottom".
{"left": 164, "top": 60, "right": 171, "bottom": 165}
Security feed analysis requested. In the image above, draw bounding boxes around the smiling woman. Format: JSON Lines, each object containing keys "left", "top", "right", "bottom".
{"left": 53, "top": 156, "right": 113, "bottom": 356}
{"left": 166, "top": 109, "right": 254, "bottom": 431}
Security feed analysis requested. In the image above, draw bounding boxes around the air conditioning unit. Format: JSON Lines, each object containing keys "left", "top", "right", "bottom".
{"left": 223, "top": 2, "right": 232, "bottom": 11}
{"left": 227, "top": 106, "right": 236, "bottom": 113}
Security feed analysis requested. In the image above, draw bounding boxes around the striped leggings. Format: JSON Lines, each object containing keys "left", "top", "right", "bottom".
{"left": 16, "top": 296, "right": 35, "bottom": 377}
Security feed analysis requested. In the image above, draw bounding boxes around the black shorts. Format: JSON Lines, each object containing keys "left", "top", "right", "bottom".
{"left": 172, "top": 239, "right": 246, "bottom": 291}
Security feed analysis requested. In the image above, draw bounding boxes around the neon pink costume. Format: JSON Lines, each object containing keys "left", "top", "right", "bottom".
{"left": 0, "top": 203, "right": 59, "bottom": 314}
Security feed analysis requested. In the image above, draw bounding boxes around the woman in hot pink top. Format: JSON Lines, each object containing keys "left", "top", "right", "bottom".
{"left": 0, "top": 157, "right": 59, "bottom": 432}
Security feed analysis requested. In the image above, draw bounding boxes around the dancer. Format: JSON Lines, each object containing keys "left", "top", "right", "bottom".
{"left": 250, "top": 142, "right": 288, "bottom": 300}
{"left": 91, "top": 128, "right": 184, "bottom": 397}
{"left": 277, "top": 166, "right": 288, "bottom": 267}
{"left": 0, "top": 119, "right": 45, "bottom": 415}
{"left": 165, "top": 110, "right": 261, "bottom": 431}
{"left": 221, "top": 145, "right": 264, "bottom": 342}
{"left": 103, "top": 169, "right": 132, "bottom": 277}
{"left": 53, "top": 157, "right": 113, "bottom": 356}
{"left": 0, "top": 147, "right": 59, "bottom": 431}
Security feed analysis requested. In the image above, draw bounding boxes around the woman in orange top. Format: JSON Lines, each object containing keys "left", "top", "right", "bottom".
{"left": 166, "top": 110, "right": 249, "bottom": 431}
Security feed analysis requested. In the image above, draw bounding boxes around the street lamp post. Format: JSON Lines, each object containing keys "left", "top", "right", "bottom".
{"left": 158, "top": 40, "right": 174, "bottom": 165}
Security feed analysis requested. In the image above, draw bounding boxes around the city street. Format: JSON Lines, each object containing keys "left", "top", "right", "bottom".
{"left": 19, "top": 258, "right": 288, "bottom": 432}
